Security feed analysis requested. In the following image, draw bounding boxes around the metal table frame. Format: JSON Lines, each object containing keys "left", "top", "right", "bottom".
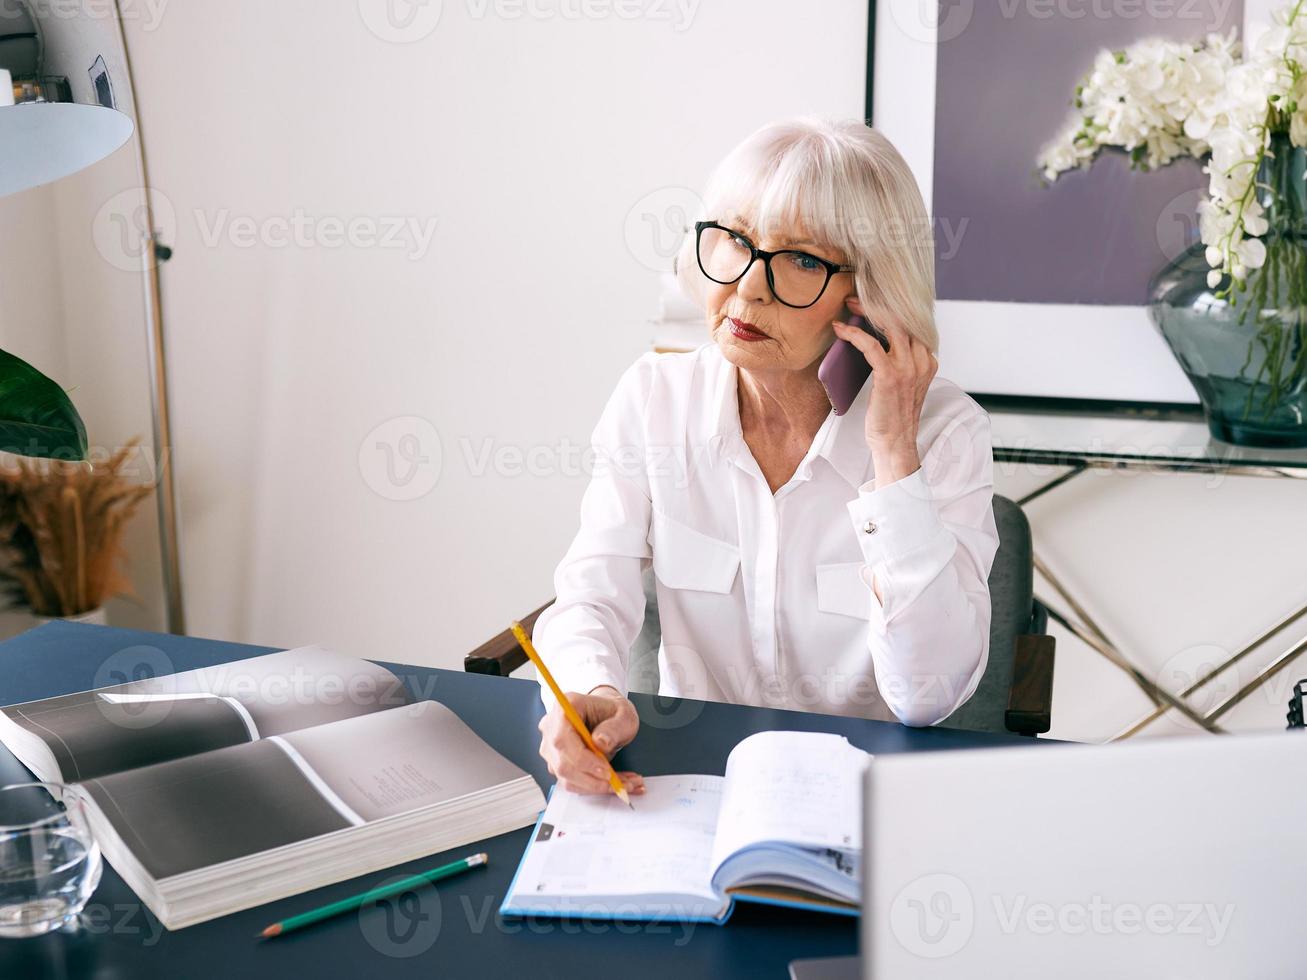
{"left": 984, "top": 397, "right": 1307, "bottom": 740}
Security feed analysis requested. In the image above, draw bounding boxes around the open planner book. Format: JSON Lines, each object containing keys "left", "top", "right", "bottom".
{"left": 501, "top": 730, "right": 870, "bottom": 923}
{"left": 0, "top": 646, "right": 545, "bottom": 929}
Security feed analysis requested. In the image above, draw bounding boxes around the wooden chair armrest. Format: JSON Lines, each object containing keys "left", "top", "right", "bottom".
{"left": 1005, "top": 634, "right": 1055, "bottom": 737}
{"left": 463, "top": 601, "right": 555, "bottom": 676}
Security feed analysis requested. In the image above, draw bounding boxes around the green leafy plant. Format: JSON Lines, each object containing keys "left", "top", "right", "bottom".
{"left": 0, "top": 348, "right": 88, "bottom": 461}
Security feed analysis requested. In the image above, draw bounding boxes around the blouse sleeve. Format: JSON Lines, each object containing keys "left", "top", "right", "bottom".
{"left": 843, "top": 404, "right": 1000, "bottom": 726}
{"left": 530, "top": 354, "right": 658, "bottom": 711}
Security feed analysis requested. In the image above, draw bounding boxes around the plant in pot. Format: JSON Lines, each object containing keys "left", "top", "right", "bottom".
{"left": 1038, "top": 5, "right": 1307, "bottom": 448}
{"left": 0, "top": 439, "right": 150, "bottom": 624}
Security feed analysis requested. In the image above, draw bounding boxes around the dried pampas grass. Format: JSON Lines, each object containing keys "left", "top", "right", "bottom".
{"left": 0, "top": 438, "right": 154, "bottom": 617}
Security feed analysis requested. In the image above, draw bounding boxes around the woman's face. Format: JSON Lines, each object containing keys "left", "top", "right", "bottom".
{"left": 704, "top": 215, "right": 855, "bottom": 374}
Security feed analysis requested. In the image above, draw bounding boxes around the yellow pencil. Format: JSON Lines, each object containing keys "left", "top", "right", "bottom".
{"left": 510, "top": 621, "right": 633, "bottom": 809}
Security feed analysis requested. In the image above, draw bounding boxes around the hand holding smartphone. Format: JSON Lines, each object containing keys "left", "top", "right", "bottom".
{"left": 818, "top": 309, "right": 890, "bottom": 415}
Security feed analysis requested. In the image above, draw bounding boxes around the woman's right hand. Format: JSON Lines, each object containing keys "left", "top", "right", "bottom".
{"left": 538, "top": 685, "right": 645, "bottom": 796}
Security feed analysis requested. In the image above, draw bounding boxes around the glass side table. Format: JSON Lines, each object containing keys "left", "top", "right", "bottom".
{"left": 981, "top": 396, "right": 1307, "bottom": 740}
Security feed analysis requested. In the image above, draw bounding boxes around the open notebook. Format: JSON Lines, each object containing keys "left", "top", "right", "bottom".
{"left": 501, "top": 730, "right": 869, "bottom": 923}
{"left": 0, "top": 645, "right": 545, "bottom": 929}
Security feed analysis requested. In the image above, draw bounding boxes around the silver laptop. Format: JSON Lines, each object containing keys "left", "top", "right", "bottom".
{"left": 794, "top": 731, "right": 1306, "bottom": 978}
{"left": 853, "top": 731, "right": 1307, "bottom": 979}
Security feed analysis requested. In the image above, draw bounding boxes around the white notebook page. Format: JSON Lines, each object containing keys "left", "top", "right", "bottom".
{"left": 515, "top": 774, "right": 724, "bottom": 902}
{"left": 709, "top": 731, "right": 867, "bottom": 873}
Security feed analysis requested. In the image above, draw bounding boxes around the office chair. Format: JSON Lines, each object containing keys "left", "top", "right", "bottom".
{"left": 465, "top": 495, "right": 1055, "bottom": 736}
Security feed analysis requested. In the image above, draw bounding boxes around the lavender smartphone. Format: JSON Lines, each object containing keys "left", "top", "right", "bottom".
{"left": 818, "top": 312, "right": 890, "bottom": 415}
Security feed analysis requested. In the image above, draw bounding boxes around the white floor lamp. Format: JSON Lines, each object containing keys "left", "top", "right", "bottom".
{"left": 0, "top": 0, "right": 185, "bottom": 634}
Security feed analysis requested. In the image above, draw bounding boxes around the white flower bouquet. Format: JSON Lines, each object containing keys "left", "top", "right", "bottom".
{"left": 1038, "top": 3, "right": 1307, "bottom": 432}
{"left": 1038, "top": 3, "right": 1307, "bottom": 293}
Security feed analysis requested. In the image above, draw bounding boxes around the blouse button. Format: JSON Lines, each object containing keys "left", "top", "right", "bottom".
{"left": 862, "top": 520, "right": 879, "bottom": 535}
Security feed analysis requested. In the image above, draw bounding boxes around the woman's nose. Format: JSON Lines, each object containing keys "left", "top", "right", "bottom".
{"left": 736, "top": 255, "right": 773, "bottom": 304}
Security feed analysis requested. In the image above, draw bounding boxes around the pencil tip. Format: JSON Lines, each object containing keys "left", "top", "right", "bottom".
{"left": 260, "top": 924, "right": 281, "bottom": 938}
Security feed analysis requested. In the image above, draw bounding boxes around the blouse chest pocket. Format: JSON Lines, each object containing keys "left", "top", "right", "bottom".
{"left": 816, "top": 561, "right": 872, "bottom": 619}
{"left": 650, "top": 509, "right": 741, "bottom": 594}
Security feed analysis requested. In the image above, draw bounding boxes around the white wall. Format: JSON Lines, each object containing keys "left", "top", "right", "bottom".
{"left": 4, "top": 1, "right": 1300, "bottom": 741}
{"left": 112, "top": 0, "right": 869, "bottom": 663}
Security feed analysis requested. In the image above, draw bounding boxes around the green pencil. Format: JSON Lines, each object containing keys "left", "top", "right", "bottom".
{"left": 258, "top": 852, "right": 489, "bottom": 938}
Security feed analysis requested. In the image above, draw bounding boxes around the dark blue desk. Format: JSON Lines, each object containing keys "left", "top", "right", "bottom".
{"left": 0, "top": 622, "right": 1032, "bottom": 979}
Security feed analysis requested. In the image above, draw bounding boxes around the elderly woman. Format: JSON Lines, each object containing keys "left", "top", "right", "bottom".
{"left": 535, "top": 117, "right": 999, "bottom": 797}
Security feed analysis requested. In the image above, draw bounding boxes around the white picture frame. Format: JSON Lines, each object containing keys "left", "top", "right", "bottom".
{"left": 869, "top": 0, "right": 1276, "bottom": 406}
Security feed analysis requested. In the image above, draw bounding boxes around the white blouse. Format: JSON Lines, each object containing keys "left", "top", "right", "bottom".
{"left": 532, "top": 342, "right": 1000, "bottom": 726}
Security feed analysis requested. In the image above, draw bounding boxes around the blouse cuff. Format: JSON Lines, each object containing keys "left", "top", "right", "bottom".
{"left": 535, "top": 653, "right": 628, "bottom": 712}
{"left": 844, "top": 467, "right": 945, "bottom": 574}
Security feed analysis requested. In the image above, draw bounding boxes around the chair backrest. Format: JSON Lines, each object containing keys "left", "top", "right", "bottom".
{"left": 936, "top": 494, "right": 1036, "bottom": 733}
{"left": 627, "top": 495, "right": 1038, "bottom": 735}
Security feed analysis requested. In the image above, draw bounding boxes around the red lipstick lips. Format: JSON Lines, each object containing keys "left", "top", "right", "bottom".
{"left": 728, "top": 317, "right": 768, "bottom": 342}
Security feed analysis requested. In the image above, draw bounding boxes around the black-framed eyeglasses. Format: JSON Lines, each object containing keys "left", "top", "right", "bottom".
{"left": 693, "top": 220, "right": 854, "bottom": 309}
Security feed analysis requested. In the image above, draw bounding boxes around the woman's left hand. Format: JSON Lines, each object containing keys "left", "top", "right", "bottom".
{"left": 831, "top": 295, "right": 937, "bottom": 485}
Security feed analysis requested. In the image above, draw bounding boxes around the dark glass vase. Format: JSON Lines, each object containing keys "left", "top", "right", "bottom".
{"left": 1149, "top": 130, "right": 1307, "bottom": 448}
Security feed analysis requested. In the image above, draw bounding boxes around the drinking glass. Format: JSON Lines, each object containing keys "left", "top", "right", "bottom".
{"left": 0, "top": 782, "right": 103, "bottom": 937}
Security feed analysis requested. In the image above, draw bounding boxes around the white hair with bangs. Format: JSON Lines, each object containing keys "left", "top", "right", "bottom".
{"left": 675, "top": 116, "right": 938, "bottom": 352}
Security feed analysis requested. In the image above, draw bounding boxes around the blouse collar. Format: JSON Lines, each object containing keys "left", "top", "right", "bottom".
{"left": 703, "top": 343, "right": 872, "bottom": 490}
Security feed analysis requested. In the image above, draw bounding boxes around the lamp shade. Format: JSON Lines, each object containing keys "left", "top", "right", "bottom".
{"left": 0, "top": 102, "right": 134, "bottom": 197}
